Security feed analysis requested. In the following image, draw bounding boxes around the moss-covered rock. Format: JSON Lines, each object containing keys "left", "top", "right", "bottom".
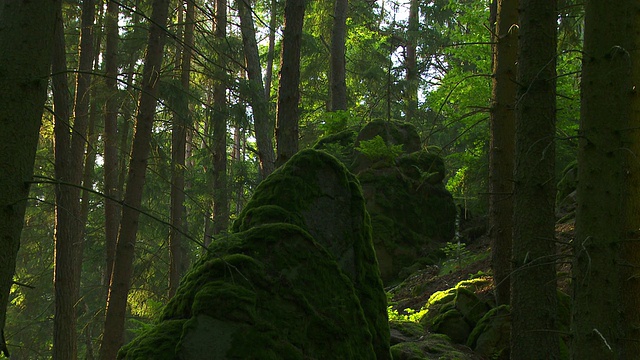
{"left": 119, "top": 150, "right": 391, "bottom": 360}
{"left": 419, "top": 280, "right": 491, "bottom": 345}
{"left": 466, "top": 290, "right": 572, "bottom": 360}
{"left": 390, "top": 333, "right": 481, "bottom": 360}
{"left": 467, "top": 305, "right": 511, "bottom": 360}
{"left": 315, "top": 120, "right": 456, "bottom": 283}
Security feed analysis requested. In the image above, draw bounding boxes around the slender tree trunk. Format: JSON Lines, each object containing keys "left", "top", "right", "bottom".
{"left": 169, "top": 0, "right": 194, "bottom": 298}
{"left": 329, "top": 0, "right": 348, "bottom": 111}
{"left": 489, "top": 0, "right": 517, "bottom": 307}
{"left": 572, "top": 1, "right": 640, "bottom": 358}
{"left": 510, "top": 0, "right": 559, "bottom": 358}
{"left": 404, "top": 0, "right": 417, "bottom": 122}
{"left": 0, "top": 0, "right": 59, "bottom": 355}
{"left": 99, "top": 0, "right": 171, "bottom": 358}
{"left": 211, "top": 0, "right": 230, "bottom": 236}
{"left": 52, "top": 5, "right": 78, "bottom": 359}
{"left": 103, "top": 0, "right": 121, "bottom": 291}
{"left": 275, "top": 0, "right": 306, "bottom": 167}
{"left": 264, "top": 0, "right": 278, "bottom": 101}
{"left": 238, "top": 0, "right": 276, "bottom": 178}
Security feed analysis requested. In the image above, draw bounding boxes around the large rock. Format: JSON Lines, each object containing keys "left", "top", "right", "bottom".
{"left": 119, "top": 150, "right": 391, "bottom": 359}
{"left": 315, "top": 120, "right": 456, "bottom": 282}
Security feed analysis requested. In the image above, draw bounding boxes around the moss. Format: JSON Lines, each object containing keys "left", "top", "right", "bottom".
{"left": 390, "top": 333, "right": 478, "bottom": 360}
{"left": 117, "top": 319, "right": 186, "bottom": 360}
{"left": 121, "top": 150, "right": 391, "bottom": 359}
{"left": 396, "top": 150, "right": 446, "bottom": 185}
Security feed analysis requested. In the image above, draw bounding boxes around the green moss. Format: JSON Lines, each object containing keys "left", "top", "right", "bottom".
{"left": 121, "top": 150, "right": 391, "bottom": 359}
{"left": 118, "top": 319, "right": 186, "bottom": 360}
{"left": 396, "top": 150, "right": 446, "bottom": 185}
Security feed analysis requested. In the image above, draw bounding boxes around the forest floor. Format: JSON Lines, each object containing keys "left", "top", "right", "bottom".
{"left": 388, "top": 219, "right": 575, "bottom": 313}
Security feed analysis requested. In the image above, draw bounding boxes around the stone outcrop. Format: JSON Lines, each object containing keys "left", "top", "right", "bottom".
{"left": 118, "top": 150, "right": 391, "bottom": 359}
{"left": 315, "top": 120, "right": 457, "bottom": 282}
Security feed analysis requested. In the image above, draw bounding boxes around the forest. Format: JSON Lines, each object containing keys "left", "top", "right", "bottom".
{"left": 0, "top": 0, "right": 637, "bottom": 359}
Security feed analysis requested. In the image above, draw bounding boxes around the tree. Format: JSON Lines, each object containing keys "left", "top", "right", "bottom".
{"left": 211, "top": 0, "right": 230, "bottom": 237}
{"left": 0, "top": 0, "right": 60, "bottom": 356}
{"left": 572, "top": 0, "right": 640, "bottom": 358}
{"left": 404, "top": 0, "right": 418, "bottom": 122}
{"left": 103, "top": 0, "right": 121, "bottom": 292}
{"left": 275, "top": 0, "right": 306, "bottom": 167}
{"left": 509, "top": 0, "right": 560, "bottom": 358}
{"left": 52, "top": 1, "right": 95, "bottom": 358}
{"left": 168, "top": 0, "right": 194, "bottom": 298}
{"left": 488, "top": 0, "right": 517, "bottom": 307}
{"left": 238, "top": 0, "right": 276, "bottom": 178}
{"left": 99, "top": 0, "right": 171, "bottom": 358}
{"left": 329, "top": 0, "right": 348, "bottom": 112}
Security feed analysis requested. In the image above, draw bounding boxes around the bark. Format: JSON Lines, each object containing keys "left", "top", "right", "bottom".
{"left": 238, "top": 0, "right": 276, "bottom": 178}
{"left": 329, "top": 0, "right": 348, "bottom": 111}
{"left": 264, "top": 0, "right": 278, "bottom": 101}
{"left": 103, "top": 0, "right": 121, "bottom": 291}
{"left": 169, "top": 0, "right": 194, "bottom": 298}
{"left": 99, "top": 0, "right": 171, "bottom": 358}
{"left": 510, "top": 0, "right": 559, "bottom": 358}
{"left": 572, "top": 1, "right": 640, "bottom": 358}
{"left": 0, "top": 0, "right": 59, "bottom": 352}
{"left": 404, "top": 0, "right": 417, "bottom": 121}
{"left": 52, "top": 6, "right": 77, "bottom": 359}
{"left": 211, "top": 0, "right": 230, "bottom": 236}
{"left": 275, "top": 0, "right": 306, "bottom": 167}
{"left": 488, "top": 0, "right": 517, "bottom": 307}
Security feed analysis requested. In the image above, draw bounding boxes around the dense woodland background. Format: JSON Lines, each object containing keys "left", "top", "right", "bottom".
{"left": 2, "top": 0, "right": 639, "bottom": 359}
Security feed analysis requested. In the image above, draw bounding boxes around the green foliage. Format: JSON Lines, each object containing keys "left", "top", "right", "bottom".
{"left": 438, "top": 241, "right": 488, "bottom": 276}
{"left": 356, "top": 135, "right": 404, "bottom": 162}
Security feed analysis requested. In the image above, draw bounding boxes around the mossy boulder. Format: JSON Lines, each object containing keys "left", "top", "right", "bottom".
{"left": 466, "top": 290, "right": 572, "bottom": 360}
{"left": 419, "top": 280, "right": 491, "bottom": 345}
{"left": 119, "top": 150, "right": 391, "bottom": 359}
{"left": 390, "top": 333, "right": 481, "bottom": 360}
{"left": 315, "top": 120, "right": 456, "bottom": 283}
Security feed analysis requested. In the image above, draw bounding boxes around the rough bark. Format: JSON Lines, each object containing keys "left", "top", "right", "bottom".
{"left": 99, "top": 0, "right": 171, "bottom": 358}
{"left": 509, "top": 0, "right": 559, "bottom": 358}
{"left": 169, "top": 0, "right": 194, "bottom": 298}
{"left": 264, "top": 0, "right": 278, "bottom": 101}
{"left": 404, "top": 0, "right": 418, "bottom": 122}
{"left": 329, "top": 0, "right": 348, "bottom": 112}
{"left": 211, "top": 0, "right": 229, "bottom": 236}
{"left": 489, "top": 0, "right": 517, "bottom": 307}
{"left": 103, "top": 0, "right": 121, "bottom": 291}
{"left": 0, "top": 0, "right": 59, "bottom": 354}
{"left": 52, "top": 6, "right": 77, "bottom": 359}
{"left": 275, "top": 0, "right": 306, "bottom": 167}
{"left": 572, "top": 1, "right": 640, "bottom": 358}
{"left": 238, "top": 0, "right": 276, "bottom": 178}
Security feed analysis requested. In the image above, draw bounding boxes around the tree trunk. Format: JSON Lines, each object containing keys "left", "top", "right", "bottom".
{"left": 488, "top": 0, "right": 517, "bottom": 307}
{"left": 169, "top": 0, "right": 194, "bottom": 298}
{"left": 238, "top": 0, "right": 276, "bottom": 178}
{"left": 510, "top": 0, "right": 559, "bottom": 358}
{"left": 0, "top": 0, "right": 59, "bottom": 354}
{"left": 275, "top": 0, "right": 306, "bottom": 167}
{"left": 572, "top": 1, "right": 640, "bottom": 358}
{"left": 264, "top": 0, "right": 278, "bottom": 101}
{"left": 52, "top": 5, "right": 78, "bottom": 359}
{"left": 211, "top": 0, "right": 229, "bottom": 236}
{"left": 103, "top": 0, "right": 121, "bottom": 291}
{"left": 404, "top": 0, "right": 417, "bottom": 122}
{"left": 99, "top": 0, "right": 171, "bottom": 358}
{"left": 329, "top": 0, "right": 348, "bottom": 112}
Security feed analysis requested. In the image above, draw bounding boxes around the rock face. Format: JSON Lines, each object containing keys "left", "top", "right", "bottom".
{"left": 118, "top": 150, "right": 391, "bottom": 360}
{"left": 315, "top": 120, "right": 456, "bottom": 282}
